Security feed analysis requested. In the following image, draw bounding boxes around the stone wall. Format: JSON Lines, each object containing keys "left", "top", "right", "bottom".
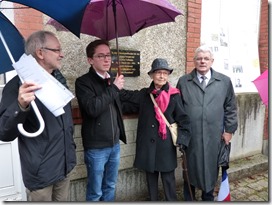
{"left": 69, "top": 93, "right": 266, "bottom": 201}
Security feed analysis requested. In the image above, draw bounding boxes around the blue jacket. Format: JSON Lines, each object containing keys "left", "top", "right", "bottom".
{"left": 0, "top": 75, "right": 76, "bottom": 191}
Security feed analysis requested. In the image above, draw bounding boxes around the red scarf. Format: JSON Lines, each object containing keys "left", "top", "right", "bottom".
{"left": 151, "top": 83, "right": 180, "bottom": 140}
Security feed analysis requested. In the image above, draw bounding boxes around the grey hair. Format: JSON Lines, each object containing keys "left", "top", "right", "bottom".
{"left": 25, "top": 30, "right": 56, "bottom": 58}
{"left": 193, "top": 45, "right": 214, "bottom": 60}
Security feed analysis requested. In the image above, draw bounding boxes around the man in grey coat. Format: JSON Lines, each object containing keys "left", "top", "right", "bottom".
{"left": 176, "top": 45, "right": 237, "bottom": 201}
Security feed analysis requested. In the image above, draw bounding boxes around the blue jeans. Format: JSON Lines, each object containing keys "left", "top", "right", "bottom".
{"left": 84, "top": 143, "right": 120, "bottom": 201}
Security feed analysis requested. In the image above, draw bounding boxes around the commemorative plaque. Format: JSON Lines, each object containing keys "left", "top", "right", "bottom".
{"left": 111, "top": 49, "right": 140, "bottom": 77}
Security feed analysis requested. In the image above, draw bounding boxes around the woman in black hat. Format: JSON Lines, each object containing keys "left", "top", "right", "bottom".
{"left": 121, "top": 58, "right": 191, "bottom": 201}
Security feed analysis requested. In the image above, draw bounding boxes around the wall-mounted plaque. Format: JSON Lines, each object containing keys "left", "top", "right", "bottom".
{"left": 111, "top": 49, "right": 140, "bottom": 77}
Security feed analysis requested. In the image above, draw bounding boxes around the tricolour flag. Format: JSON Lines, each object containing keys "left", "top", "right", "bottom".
{"left": 217, "top": 168, "right": 231, "bottom": 201}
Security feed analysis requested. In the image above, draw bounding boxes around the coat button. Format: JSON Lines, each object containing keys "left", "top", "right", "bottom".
{"left": 151, "top": 124, "right": 155, "bottom": 127}
{"left": 151, "top": 139, "right": 155, "bottom": 143}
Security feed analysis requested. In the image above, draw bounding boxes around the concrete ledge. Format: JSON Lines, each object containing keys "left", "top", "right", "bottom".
{"left": 227, "top": 154, "right": 268, "bottom": 182}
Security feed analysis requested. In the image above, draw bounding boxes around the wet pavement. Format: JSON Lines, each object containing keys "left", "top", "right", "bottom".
{"left": 164, "top": 154, "right": 269, "bottom": 202}
{"left": 174, "top": 169, "right": 269, "bottom": 202}
{"left": 215, "top": 169, "right": 268, "bottom": 201}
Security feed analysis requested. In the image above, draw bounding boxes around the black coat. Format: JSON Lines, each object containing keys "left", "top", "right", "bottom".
{"left": 0, "top": 75, "right": 76, "bottom": 191}
{"left": 121, "top": 82, "right": 191, "bottom": 172}
{"left": 75, "top": 67, "right": 127, "bottom": 149}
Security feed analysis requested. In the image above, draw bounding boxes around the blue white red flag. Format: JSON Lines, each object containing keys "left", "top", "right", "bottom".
{"left": 217, "top": 168, "right": 231, "bottom": 201}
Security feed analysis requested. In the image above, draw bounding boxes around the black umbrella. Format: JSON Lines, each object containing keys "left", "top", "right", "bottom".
{"left": 217, "top": 139, "right": 231, "bottom": 201}
{"left": 218, "top": 139, "right": 231, "bottom": 169}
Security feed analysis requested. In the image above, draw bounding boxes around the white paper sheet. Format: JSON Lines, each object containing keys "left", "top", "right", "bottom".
{"left": 13, "top": 54, "right": 74, "bottom": 116}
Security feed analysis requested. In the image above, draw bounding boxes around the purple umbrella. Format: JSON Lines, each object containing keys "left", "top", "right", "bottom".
{"left": 48, "top": 0, "right": 182, "bottom": 74}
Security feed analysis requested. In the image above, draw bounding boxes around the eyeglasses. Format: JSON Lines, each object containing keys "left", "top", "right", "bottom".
{"left": 195, "top": 57, "right": 211, "bottom": 62}
{"left": 41, "top": 47, "right": 62, "bottom": 54}
{"left": 154, "top": 70, "right": 170, "bottom": 76}
{"left": 93, "top": 54, "right": 112, "bottom": 60}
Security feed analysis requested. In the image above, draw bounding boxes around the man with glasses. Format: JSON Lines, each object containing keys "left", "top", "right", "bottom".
{"left": 0, "top": 30, "right": 76, "bottom": 201}
{"left": 176, "top": 45, "right": 237, "bottom": 201}
{"left": 75, "top": 39, "right": 126, "bottom": 201}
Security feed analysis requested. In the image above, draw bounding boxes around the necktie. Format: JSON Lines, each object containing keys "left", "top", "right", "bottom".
{"left": 52, "top": 69, "right": 69, "bottom": 89}
{"left": 201, "top": 76, "right": 207, "bottom": 89}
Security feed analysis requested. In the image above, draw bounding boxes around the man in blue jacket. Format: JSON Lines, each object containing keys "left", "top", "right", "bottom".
{"left": 0, "top": 30, "right": 76, "bottom": 201}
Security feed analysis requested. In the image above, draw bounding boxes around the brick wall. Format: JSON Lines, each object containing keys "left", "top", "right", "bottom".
{"left": 259, "top": 0, "right": 268, "bottom": 74}
{"left": 13, "top": 4, "right": 43, "bottom": 38}
{"left": 258, "top": 0, "right": 268, "bottom": 140}
{"left": 185, "top": 0, "right": 201, "bottom": 73}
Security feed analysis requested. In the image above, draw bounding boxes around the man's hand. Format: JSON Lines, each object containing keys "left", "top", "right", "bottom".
{"left": 222, "top": 132, "right": 232, "bottom": 145}
{"left": 113, "top": 74, "right": 125, "bottom": 90}
{"left": 18, "top": 82, "right": 41, "bottom": 109}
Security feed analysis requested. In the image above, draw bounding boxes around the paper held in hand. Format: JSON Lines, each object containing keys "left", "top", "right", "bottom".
{"left": 13, "top": 54, "right": 74, "bottom": 116}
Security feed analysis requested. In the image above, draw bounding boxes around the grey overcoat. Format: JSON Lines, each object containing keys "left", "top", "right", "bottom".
{"left": 176, "top": 68, "right": 237, "bottom": 192}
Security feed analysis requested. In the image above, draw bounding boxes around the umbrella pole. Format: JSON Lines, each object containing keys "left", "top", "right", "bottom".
{"left": 0, "top": 31, "right": 45, "bottom": 138}
{"left": 115, "top": 36, "right": 121, "bottom": 76}
{"left": 112, "top": 0, "right": 121, "bottom": 76}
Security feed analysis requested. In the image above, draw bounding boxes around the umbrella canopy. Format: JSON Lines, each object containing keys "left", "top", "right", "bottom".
{"left": 5, "top": 0, "right": 90, "bottom": 37}
{"left": 47, "top": 0, "right": 182, "bottom": 40}
{"left": 0, "top": 11, "right": 25, "bottom": 73}
{"left": 253, "top": 69, "right": 268, "bottom": 106}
